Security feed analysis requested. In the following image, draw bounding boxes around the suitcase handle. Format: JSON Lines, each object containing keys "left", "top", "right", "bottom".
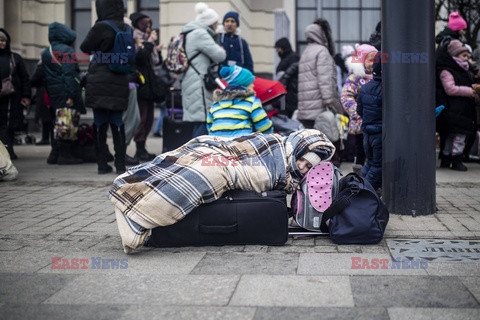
{"left": 199, "top": 223, "right": 238, "bottom": 234}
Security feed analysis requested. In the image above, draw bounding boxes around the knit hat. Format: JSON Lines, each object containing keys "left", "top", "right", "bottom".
{"left": 219, "top": 65, "right": 255, "bottom": 87}
{"left": 354, "top": 43, "right": 378, "bottom": 63}
{"left": 195, "top": 2, "right": 219, "bottom": 27}
{"left": 301, "top": 152, "right": 322, "bottom": 167}
{"left": 448, "top": 12, "right": 467, "bottom": 31}
{"left": 0, "top": 31, "right": 7, "bottom": 40}
{"left": 223, "top": 11, "right": 240, "bottom": 26}
{"left": 447, "top": 39, "right": 468, "bottom": 57}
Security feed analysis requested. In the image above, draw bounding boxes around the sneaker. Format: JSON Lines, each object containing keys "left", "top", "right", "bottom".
{"left": 153, "top": 132, "right": 162, "bottom": 138}
{"left": 114, "top": 208, "right": 151, "bottom": 254}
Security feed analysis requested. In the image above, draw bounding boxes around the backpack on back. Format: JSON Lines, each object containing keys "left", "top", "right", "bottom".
{"left": 103, "top": 20, "right": 135, "bottom": 73}
{"left": 319, "top": 173, "right": 389, "bottom": 244}
{"left": 165, "top": 31, "right": 200, "bottom": 74}
{"left": 291, "top": 162, "right": 341, "bottom": 231}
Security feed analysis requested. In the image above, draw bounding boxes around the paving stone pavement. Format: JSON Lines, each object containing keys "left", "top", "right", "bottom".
{"left": 0, "top": 139, "right": 479, "bottom": 320}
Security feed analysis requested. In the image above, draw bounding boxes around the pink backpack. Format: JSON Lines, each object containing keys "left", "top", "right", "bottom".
{"left": 291, "top": 162, "right": 340, "bottom": 231}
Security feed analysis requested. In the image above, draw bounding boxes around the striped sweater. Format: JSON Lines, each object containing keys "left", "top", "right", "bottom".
{"left": 207, "top": 86, "right": 274, "bottom": 138}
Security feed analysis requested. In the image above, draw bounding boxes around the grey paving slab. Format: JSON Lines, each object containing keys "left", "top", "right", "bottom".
{"left": 350, "top": 276, "right": 479, "bottom": 308}
{"left": 37, "top": 251, "right": 205, "bottom": 275}
{"left": 191, "top": 252, "right": 298, "bottom": 275}
{"left": 230, "top": 275, "right": 354, "bottom": 307}
{"left": 253, "top": 307, "right": 389, "bottom": 320}
{"left": 0, "top": 273, "right": 76, "bottom": 304}
{"left": 0, "top": 251, "right": 63, "bottom": 273}
{"left": 459, "top": 277, "right": 480, "bottom": 302}
{"left": 425, "top": 262, "right": 480, "bottom": 276}
{"left": 0, "top": 304, "right": 129, "bottom": 320}
{"left": 387, "top": 308, "right": 480, "bottom": 320}
{"left": 298, "top": 253, "right": 428, "bottom": 275}
{"left": 387, "top": 239, "right": 480, "bottom": 262}
{"left": 44, "top": 274, "right": 239, "bottom": 306}
{"left": 121, "top": 306, "right": 256, "bottom": 320}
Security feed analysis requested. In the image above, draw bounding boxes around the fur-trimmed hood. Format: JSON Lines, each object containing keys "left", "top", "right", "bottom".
{"left": 344, "top": 56, "right": 367, "bottom": 77}
{"left": 213, "top": 86, "right": 255, "bottom": 103}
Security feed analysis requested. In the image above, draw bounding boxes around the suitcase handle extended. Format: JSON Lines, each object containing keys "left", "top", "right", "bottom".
{"left": 199, "top": 223, "right": 238, "bottom": 234}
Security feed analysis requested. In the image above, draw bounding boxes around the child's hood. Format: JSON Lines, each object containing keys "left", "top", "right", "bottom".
{"left": 213, "top": 87, "right": 255, "bottom": 103}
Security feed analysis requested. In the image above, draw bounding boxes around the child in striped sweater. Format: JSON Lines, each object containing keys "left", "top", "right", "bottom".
{"left": 207, "top": 65, "right": 273, "bottom": 137}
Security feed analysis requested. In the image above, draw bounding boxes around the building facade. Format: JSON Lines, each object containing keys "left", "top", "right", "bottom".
{"left": 1, "top": 0, "right": 478, "bottom": 76}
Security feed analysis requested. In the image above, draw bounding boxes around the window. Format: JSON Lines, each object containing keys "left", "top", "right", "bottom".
{"left": 72, "top": 0, "right": 128, "bottom": 53}
{"left": 72, "top": 0, "right": 92, "bottom": 53}
{"left": 296, "top": 0, "right": 381, "bottom": 55}
{"left": 137, "top": 0, "right": 160, "bottom": 29}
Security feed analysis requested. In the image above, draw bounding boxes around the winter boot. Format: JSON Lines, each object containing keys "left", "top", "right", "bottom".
{"left": 5, "top": 130, "right": 17, "bottom": 160}
{"left": 47, "top": 139, "right": 59, "bottom": 164}
{"left": 135, "top": 141, "right": 156, "bottom": 162}
{"left": 440, "top": 154, "right": 451, "bottom": 168}
{"left": 125, "top": 154, "right": 140, "bottom": 166}
{"left": 111, "top": 123, "right": 126, "bottom": 174}
{"left": 57, "top": 140, "right": 83, "bottom": 165}
{"left": 450, "top": 155, "right": 467, "bottom": 171}
{"left": 94, "top": 123, "right": 112, "bottom": 174}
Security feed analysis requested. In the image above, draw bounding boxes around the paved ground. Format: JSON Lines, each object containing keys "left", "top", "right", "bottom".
{"left": 0, "top": 134, "right": 479, "bottom": 320}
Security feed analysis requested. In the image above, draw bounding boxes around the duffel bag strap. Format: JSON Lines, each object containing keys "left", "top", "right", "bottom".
{"left": 319, "top": 184, "right": 361, "bottom": 233}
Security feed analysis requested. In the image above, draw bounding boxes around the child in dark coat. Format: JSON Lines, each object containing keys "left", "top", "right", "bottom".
{"left": 357, "top": 53, "right": 382, "bottom": 191}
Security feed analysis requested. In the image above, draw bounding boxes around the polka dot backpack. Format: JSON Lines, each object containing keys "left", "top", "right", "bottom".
{"left": 291, "top": 161, "right": 340, "bottom": 231}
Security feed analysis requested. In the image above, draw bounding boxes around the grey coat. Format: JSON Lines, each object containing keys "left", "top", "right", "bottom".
{"left": 181, "top": 21, "right": 226, "bottom": 122}
{"left": 297, "top": 24, "right": 342, "bottom": 121}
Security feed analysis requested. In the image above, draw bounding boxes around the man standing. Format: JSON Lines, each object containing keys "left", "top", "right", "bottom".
{"left": 218, "top": 11, "right": 254, "bottom": 73}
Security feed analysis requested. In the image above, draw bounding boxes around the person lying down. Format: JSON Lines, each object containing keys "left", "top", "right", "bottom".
{"left": 109, "top": 129, "right": 335, "bottom": 253}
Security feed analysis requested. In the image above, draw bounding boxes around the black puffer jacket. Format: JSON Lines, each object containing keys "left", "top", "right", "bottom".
{"left": 0, "top": 28, "right": 31, "bottom": 129}
{"left": 80, "top": 0, "right": 129, "bottom": 111}
{"left": 436, "top": 44, "right": 476, "bottom": 135}
{"left": 41, "top": 22, "right": 85, "bottom": 113}
{"left": 136, "top": 42, "right": 162, "bottom": 102}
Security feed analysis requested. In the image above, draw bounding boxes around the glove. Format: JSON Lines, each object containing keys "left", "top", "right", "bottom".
{"left": 435, "top": 105, "right": 445, "bottom": 118}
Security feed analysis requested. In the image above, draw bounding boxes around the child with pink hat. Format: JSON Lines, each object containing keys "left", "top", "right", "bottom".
{"left": 341, "top": 43, "right": 378, "bottom": 174}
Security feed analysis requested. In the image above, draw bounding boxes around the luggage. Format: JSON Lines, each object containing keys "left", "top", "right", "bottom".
{"left": 146, "top": 189, "right": 289, "bottom": 247}
{"left": 291, "top": 162, "right": 341, "bottom": 231}
{"left": 319, "top": 173, "right": 389, "bottom": 244}
{"left": 162, "top": 88, "right": 195, "bottom": 153}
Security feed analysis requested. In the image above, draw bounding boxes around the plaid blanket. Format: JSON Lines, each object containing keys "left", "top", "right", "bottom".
{"left": 109, "top": 129, "right": 334, "bottom": 228}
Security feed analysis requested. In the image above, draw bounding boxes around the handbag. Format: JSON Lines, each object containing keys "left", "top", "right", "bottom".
{"left": 54, "top": 107, "right": 80, "bottom": 141}
{"left": 189, "top": 60, "right": 220, "bottom": 92}
{"left": 0, "top": 54, "right": 16, "bottom": 97}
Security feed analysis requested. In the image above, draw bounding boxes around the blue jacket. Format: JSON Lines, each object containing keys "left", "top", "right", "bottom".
{"left": 357, "top": 77, "right": 382, "bottom": 134}
{"left": 218, "top": 33, "right": 254, "bottom": 73}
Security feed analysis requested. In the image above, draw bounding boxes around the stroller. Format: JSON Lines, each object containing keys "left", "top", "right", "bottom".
{"left": 252, "top": 77, "right": 304, "bottom": 136}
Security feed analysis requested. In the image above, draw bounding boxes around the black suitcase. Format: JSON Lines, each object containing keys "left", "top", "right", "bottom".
{"left": 146, "top": 190, "right": 289, "bottom": 247}
{"left": 162, "top": 88, "right": 195, "bottom": 152}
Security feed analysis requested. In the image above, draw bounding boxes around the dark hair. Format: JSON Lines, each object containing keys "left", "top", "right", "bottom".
{"left": 313, "top": 18, "right": 335, "bottom": 56}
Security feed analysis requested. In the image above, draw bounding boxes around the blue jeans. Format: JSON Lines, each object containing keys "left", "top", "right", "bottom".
{"left": 192, "top": 122, "right": 208, "bottom": 138}
{"left": 93, "top": 109, "right": 123, "bottom": 127}
{"left": 153, "top": 107, "right": 168, "bottom": 134}
{"left": 361, "top": 132, "right": 382, "bottom": 190}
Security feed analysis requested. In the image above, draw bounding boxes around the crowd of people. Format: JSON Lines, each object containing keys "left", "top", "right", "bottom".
{"left": 1, "top": 1, "right": 479, "bottom": 190}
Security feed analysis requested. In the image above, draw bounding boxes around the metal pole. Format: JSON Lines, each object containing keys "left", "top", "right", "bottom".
{"left": 382, "top": 0, "right": 436, "bottom": 216}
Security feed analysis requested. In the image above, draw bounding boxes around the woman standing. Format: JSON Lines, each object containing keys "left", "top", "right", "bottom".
{"left": 42, "top": 22, "right": 85, "bottom": 165}
{"left": 181, "top": 2, "right": 226, "bottom": 138}
{"left": 0, "top": 28, "right": 31, "bottom": 160}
